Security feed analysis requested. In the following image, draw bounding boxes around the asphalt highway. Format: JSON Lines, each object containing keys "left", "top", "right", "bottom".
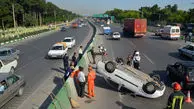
{"left": 92, "top": 23, "right": 194, "bottom": 109}
{"left": 1, "top": 24, "right": 91, "bottom": 109}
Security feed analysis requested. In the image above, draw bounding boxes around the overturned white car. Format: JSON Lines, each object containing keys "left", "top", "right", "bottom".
{"left": 97, "top": 61, "right": 166, "bottom": 98}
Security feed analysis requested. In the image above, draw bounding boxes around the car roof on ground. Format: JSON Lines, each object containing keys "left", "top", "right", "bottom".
{"left": 0, "top": 47, "right": 12, "bottom": 51}
{"left": 177, "top": 61, "right": 194, "bottom": 67}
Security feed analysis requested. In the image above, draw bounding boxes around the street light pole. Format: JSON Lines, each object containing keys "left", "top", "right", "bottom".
{"left": 12, "top": 3, "right": 16, "bottom": 28}
{"left": 54, "top": 10, "right": 56, "bottom": 28}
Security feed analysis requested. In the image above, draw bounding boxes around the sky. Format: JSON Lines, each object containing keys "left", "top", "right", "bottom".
{"left": 47, "top": 0, "right": 194, "bottom": 15}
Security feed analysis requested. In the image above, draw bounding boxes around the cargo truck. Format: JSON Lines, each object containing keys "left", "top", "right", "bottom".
{"left": 123, "top": 19, "right": 147, "bottom": 37}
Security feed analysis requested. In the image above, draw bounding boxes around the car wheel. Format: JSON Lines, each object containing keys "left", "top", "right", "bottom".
{"left": 143, "top": 82, "right": 156, "bottom": 94}
{"left": 105, "top": 61, "right": 116, "bottom": 73}
{"left": 17, "top": 87, "right": 24, "bottom": 96}
{"left": 9, "top": 67, "right": 15, "bottom": 74}
{"left": 151, "top": 74, "right": 160, "bottom": 82}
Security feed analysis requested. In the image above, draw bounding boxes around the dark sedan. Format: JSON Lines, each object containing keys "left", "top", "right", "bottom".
{"left": 166, "top": 61, "right": 194, "bottom": 89}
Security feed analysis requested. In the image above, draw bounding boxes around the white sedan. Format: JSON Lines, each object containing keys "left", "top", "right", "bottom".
{"left": 97, "top": 61, "right": 166, "bottom": 98}
{"left": 63, "top": 37, "right": 76, "bottom": 48}
{"left": 178, "top": 43, "right": 194, "bottom": 60}
{"left": 112, "top": 32, "right": 121, "bottom": 40}
{"left": 47, "top": 43, "right": 68, "bottom": 58}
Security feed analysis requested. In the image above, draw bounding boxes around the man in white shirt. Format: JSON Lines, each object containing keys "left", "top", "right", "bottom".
{"left": 78, "top": 46, "right": 83, "bottom": 61}
{"left": 77, "top": 66, "right": 86, "bottom": 98}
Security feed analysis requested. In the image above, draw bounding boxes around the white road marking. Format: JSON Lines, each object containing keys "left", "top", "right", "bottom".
{"left": 142, "top": 53, "right": 154, "bottom": 65}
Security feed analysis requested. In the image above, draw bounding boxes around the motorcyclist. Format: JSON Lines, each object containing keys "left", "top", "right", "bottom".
{"left": 132, "top": 51, "right": 141, "bottom": 69}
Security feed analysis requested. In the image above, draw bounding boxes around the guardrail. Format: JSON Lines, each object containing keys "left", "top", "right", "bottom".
{"left": 47, "top": 20, "right": 97, "bottom": 109}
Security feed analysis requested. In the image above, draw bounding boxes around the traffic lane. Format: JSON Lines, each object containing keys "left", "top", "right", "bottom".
{"left": 2, "top": 25, "right": 91, "bottom": 109}
{"left": 99, "top": 28, "right": 194, "bottom": 108}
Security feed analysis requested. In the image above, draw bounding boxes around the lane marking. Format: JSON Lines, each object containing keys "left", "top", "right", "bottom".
{"left": 142, "top": 53, "right": 154, "bottom": 65}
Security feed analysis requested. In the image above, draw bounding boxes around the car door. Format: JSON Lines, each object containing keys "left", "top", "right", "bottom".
{"left": 0, "top": 80, "right": 12, "bottom": 107}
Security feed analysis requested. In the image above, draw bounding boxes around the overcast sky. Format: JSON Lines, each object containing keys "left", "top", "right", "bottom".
{"left": 47, "top": 0, "right": 194, "bottom": 15}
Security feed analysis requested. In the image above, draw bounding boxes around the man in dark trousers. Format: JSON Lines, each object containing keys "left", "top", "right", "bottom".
{"left": 87, "top": 47, "right": 96, "bottom": 64}
{"left": 77, "top": 67, "right": 86, "bottom": 98}
{"left": 63, "top": 54, "right": 69, "bottom": 71}
{"left": 72, "top": 52, "right": 77, "bottom": 67}
{"left": 167, "top": 82, "right": 185, "bottom": 109}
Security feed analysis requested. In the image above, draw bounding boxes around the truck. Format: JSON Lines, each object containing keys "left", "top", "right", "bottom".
{"left": 103, "top": 26, "right": 112, "bottom": 35}
{"left": 123, "top": 18, "right": 147, "bottom": 37}
{"left": 0, "top": 59, "right": 18, "bottom": 74}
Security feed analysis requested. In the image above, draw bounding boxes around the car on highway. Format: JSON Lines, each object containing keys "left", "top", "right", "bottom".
{"left": 0, "top": 47, "right": 20, "bottom": 60}
{"left": 112, "top": 32, "right": 121, "bottom": 40}
{"left": 0, "top": 59, "right": 18, "bottom": 74}
{"left": 62, "top": 37, "right": 76, "bottom": 48}
{"left": 155, "top": 29, "right": 164, "bottom": 36}
{"left": 47, "top": 43, "right": 68, "bottom": 58}
{"left": 166, "top": 61, "right": 194, "bottom": 89}
{"left": 97, "top": 61, "right": 166, "bottom": 98}
{"left": 0, "top": 73, "right": 25, "bottom": 108}
{"left": 178, "top": 43, "right": 194, "bottom": 60}
{"left": 60, "top": 26, "right": 66, "bottom": 31}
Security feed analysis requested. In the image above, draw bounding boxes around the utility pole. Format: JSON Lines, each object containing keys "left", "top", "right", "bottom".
{"left": 54, "top": 10, "right": 56, "bottom": 28}
{"left": 12, "top": 3, "right": 16, "bottom": 28}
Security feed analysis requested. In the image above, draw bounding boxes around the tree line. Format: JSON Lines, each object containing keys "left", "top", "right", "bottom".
{"left": 0, "top": 0, "right": 79, "bottom": 29}
{"left": 105, "top": 4, "right": 194, "bottom": 25}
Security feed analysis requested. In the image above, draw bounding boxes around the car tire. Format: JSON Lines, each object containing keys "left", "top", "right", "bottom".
{"left": 105, "top": 61, "right": 116, "bottom": 73}
{"left": 152, "top": 74, "right": 160, "bottom": 82}
{"left": 17, "top": 87, "right": 24, "bottom": 96}
{"left": 143, "top": 82, "right": 156, "bottom": 94}
{"left": 9, "top": 67, "right": 15, "bottom": 74}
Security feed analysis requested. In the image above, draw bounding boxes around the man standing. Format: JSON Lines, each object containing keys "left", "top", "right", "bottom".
{"left": 77, "top": 67, "right": 86, "bottom": 98}
{"left": 63, "top": 54, "right": 69, "bottom": 71}
{"left": 72, "top": 52, "right": 77, "bottom": 67}
{"left": 87, "top": 65, "right": 96, "bottom": 98}
{"left": 78, "top": 46, "right": 83, "bottom": 61}
{"left": 87, "top": 47, "right": 96, "bottom": 64}
{"left": 167, "top": 82, "right": 185, "bottom": 109}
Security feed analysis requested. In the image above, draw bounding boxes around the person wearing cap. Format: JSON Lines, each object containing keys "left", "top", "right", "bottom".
{"left": 87, "top": 65, "right": 96, "bottom": 98}
{"left": 132, "top": 51, "right": 141, "bottom": 69}
{"left": 167, "top": 82, "right": 185, "bottom": 109}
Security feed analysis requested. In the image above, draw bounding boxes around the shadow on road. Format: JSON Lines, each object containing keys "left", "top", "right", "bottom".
{"left": 51, "top": 67, "right": 65, "bottom": 75}
{"left": 168, "top": 52, "right": 190, "bottom": 61}
{"left": 116, "top": 101, "right": 136, "bottom": 109}
{"left": 95, "top": 74, "right": 118, "bottom": 92}
{"left": 39, "top": 76, "right": 64, "bottom": 109}
{"left": 152, "top": 70, "right": 172, "bottom": 88}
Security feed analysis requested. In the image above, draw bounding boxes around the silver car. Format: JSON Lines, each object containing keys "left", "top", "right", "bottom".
{"left": 0, "top": 73, "right": 25, "bottom": 108}
{"left": 97, "top": 61, "right": 166, "bottom": 98}
{"left": 0, "top": 48, "right": 20, "bottom": 60}
{"left": 178, "top": 43, "right": 194, "bottom": 60}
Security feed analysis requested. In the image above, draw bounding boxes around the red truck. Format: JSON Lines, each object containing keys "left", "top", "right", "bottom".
{"left": 123, "top": 18, "right": 147, "bottom": 37}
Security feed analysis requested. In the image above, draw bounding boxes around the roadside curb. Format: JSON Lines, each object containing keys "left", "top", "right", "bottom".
{"left": 0, "top": 30, "right": 56, "bottom": 46}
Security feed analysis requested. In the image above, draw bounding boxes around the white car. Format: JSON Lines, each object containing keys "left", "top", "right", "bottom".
{"left": 112, "top": 32, "right": 121, "bottom": 40}
{"left": 47, "top": 43, "right": 68, "bottom": 58}
{"left": 178, "top": 43, "right": 194, "bottom": 60}
{"left": 63, "top": 37, "right": 76, "bottom": 48}
{"left": 0, "top": 59, "right": 18, "bottom": 74}
{"left": 97, "top": 61, "right": 166, "bottom": 98}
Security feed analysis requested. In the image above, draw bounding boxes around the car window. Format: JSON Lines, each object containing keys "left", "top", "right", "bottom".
{"left": 0, "top": 62, "right": 2, "bottom": 69}
{"left": 0, "top": 50, "right": 8, "bottom": 56}
{"left": 63, "top": 39, "right": 71, "bottom": 42}
{"left": 0, "top": 80, "right": 8, "bottom": 94}
{"left": 187, "top": 68, "right": 194, "bottom": 77}
{"left": 176, "top": 29, "right": 180, "bottom": 33}
{"left": 7, "top": 75, "right": 19, "bottom": 85}
{"left": 51, "top": 46, "right": 62, "bottom": 50}
{"left": 114, "top": 33, "right": 120, "bottom": 35}
{"left": 171, "top": 29, "right": 176, "bottom": 33}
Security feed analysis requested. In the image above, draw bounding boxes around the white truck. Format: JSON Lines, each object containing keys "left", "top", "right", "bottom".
{"left": 0, "top": 59, "right": 18, "bottom": 74}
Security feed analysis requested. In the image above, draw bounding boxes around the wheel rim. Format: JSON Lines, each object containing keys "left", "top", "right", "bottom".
{"left": 147, "top": 85, "right": 155, "bottom": 92}
{"left": 107, "top": 63, "right": 113, "bottom": 70}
